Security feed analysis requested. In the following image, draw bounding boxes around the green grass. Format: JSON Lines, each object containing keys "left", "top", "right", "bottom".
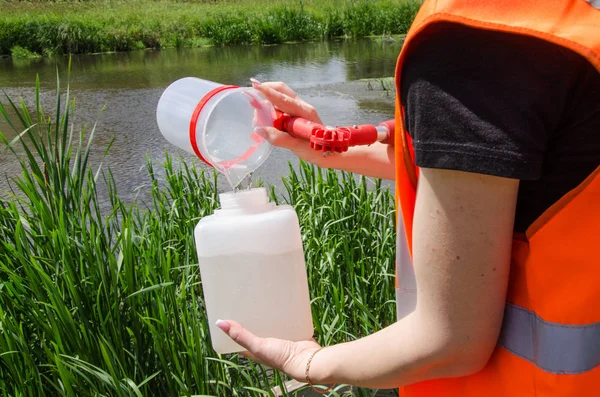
{"left": 0, "top": 68, "right": 397, "bottom": 395}
{"left": 0, "top": 0, "right": 420, "bottom": 56}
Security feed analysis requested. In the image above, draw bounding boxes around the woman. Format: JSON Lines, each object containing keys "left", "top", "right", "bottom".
{"left": 216, "top": 0, "right": 600, "bottom": 395}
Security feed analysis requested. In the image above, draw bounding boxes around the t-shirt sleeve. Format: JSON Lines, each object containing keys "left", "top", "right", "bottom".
{"left": 400, "top": 23, "right": 569, "bottom": 181}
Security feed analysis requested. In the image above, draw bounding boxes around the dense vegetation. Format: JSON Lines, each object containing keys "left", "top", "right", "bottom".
{"left": 0, "top": 70, "right": 397, "bottom": 395}
{"left": 0, "top": 0, "right": 420, "bottom": 57}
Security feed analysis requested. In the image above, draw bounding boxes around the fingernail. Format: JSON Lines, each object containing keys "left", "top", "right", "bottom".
{"left": 253, "top": 127, "right": 268, "bottom": 139}
{"left": 250, "top": 78, "right": 261, "bottom": 88}
{"left": 216, "top": 319, "right": 230, "bottom": 332}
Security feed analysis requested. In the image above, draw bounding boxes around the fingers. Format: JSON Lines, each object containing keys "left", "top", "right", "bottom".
{"left": 254, "top": 126, "right": 326, "bottom": 166}
{"left": 216, "top": 319, "right": 324, "bottom": 382}
{"left": 215, "top": 320, "right": 281, "bottom": 370}
{"left": 251, "top": 79, "right": 297, "bottom": 99}
{"left": 216, "top": 319, "right": 264, "bottom": 354}
{"left": 251, "top": 79, "right": 322, "bottom": 124}
{"left": 254, "top": 127, "right": 300, "bottom": 150}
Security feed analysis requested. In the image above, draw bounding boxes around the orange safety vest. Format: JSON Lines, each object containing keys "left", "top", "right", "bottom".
{"left": 394, "top": 0, "right": 600, "bottom": 395}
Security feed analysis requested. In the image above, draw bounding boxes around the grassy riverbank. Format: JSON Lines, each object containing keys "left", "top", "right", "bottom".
{"left": 0, "top": 0, "right": 419, "bottom": 58}
{"left": 0, "top": 72, "right": 397, "bottom": 395}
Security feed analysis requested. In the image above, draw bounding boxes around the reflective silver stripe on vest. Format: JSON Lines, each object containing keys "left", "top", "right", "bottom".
{"left": 498, "top": 303, "right": 600, "bottom": 374}
{"left": 586, "top": 0, "right": 600, "bottom": 10}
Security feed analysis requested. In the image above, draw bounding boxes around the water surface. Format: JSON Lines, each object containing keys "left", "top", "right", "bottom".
{"left": 0, "top": 39, "right": 401, "bottom": 207}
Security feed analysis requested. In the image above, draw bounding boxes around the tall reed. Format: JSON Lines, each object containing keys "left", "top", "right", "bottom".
{"left": 0, "top": 69, "right": 396, "bottom": 396}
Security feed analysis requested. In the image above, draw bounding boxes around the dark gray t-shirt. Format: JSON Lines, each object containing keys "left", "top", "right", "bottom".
{"left": 400, "top": 22, "right": 600, "bottom": 232}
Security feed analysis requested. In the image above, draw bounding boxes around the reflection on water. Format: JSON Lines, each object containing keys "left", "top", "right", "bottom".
{"left": 0, "top": 38, "right": 401, "bottom": 208}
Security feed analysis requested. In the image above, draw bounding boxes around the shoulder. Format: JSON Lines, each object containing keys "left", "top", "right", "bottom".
{"left": 398, "top": 22, "right": 589, "bottom": 181}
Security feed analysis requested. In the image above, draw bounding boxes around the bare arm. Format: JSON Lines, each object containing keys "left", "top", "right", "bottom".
{"left": 310, "top": 167, "right": 518, "bottom": 387}
{"left": 218, "top": 167, "right": 518, "bottom": 388}
{"left": 251, "top": 80, "right": 395, "bottom": 180}
{"left": 312, "top": 142, "right": 395, "bottom": 180}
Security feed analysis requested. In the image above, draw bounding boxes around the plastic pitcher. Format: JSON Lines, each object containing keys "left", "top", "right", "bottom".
{"left": 195, "top": 188, "right": 314, "bottom": 354}
{"left": 156, "top": 77, "right": 275, "bottom": 187}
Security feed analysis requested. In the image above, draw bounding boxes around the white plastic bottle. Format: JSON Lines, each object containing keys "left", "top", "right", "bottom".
{"left": 195, "top": 188, "right": 314, "bottom": 354}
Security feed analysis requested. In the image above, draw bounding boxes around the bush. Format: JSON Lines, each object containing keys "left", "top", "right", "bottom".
{"left": 10, "top": 45, "right": 41, "bottom": 58}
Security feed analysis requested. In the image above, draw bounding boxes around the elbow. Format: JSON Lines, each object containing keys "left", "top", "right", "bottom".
{"left": 444, "top": 350, "right": 491, "bottom": 378}
{"left": 428, "top": 337, "right": 496, "bottom": 379}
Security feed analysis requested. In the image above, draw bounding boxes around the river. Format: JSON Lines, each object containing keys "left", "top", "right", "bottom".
{"left": 0, "top": 38, "right": 400, "bottom": 208}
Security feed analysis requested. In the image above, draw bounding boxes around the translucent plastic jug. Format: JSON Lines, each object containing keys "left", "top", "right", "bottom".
{"left": 195, "top": 188, "right": 314, "bottom": 354}
{"left": 156, "top": 78, "right": 275, "bottom": 187}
